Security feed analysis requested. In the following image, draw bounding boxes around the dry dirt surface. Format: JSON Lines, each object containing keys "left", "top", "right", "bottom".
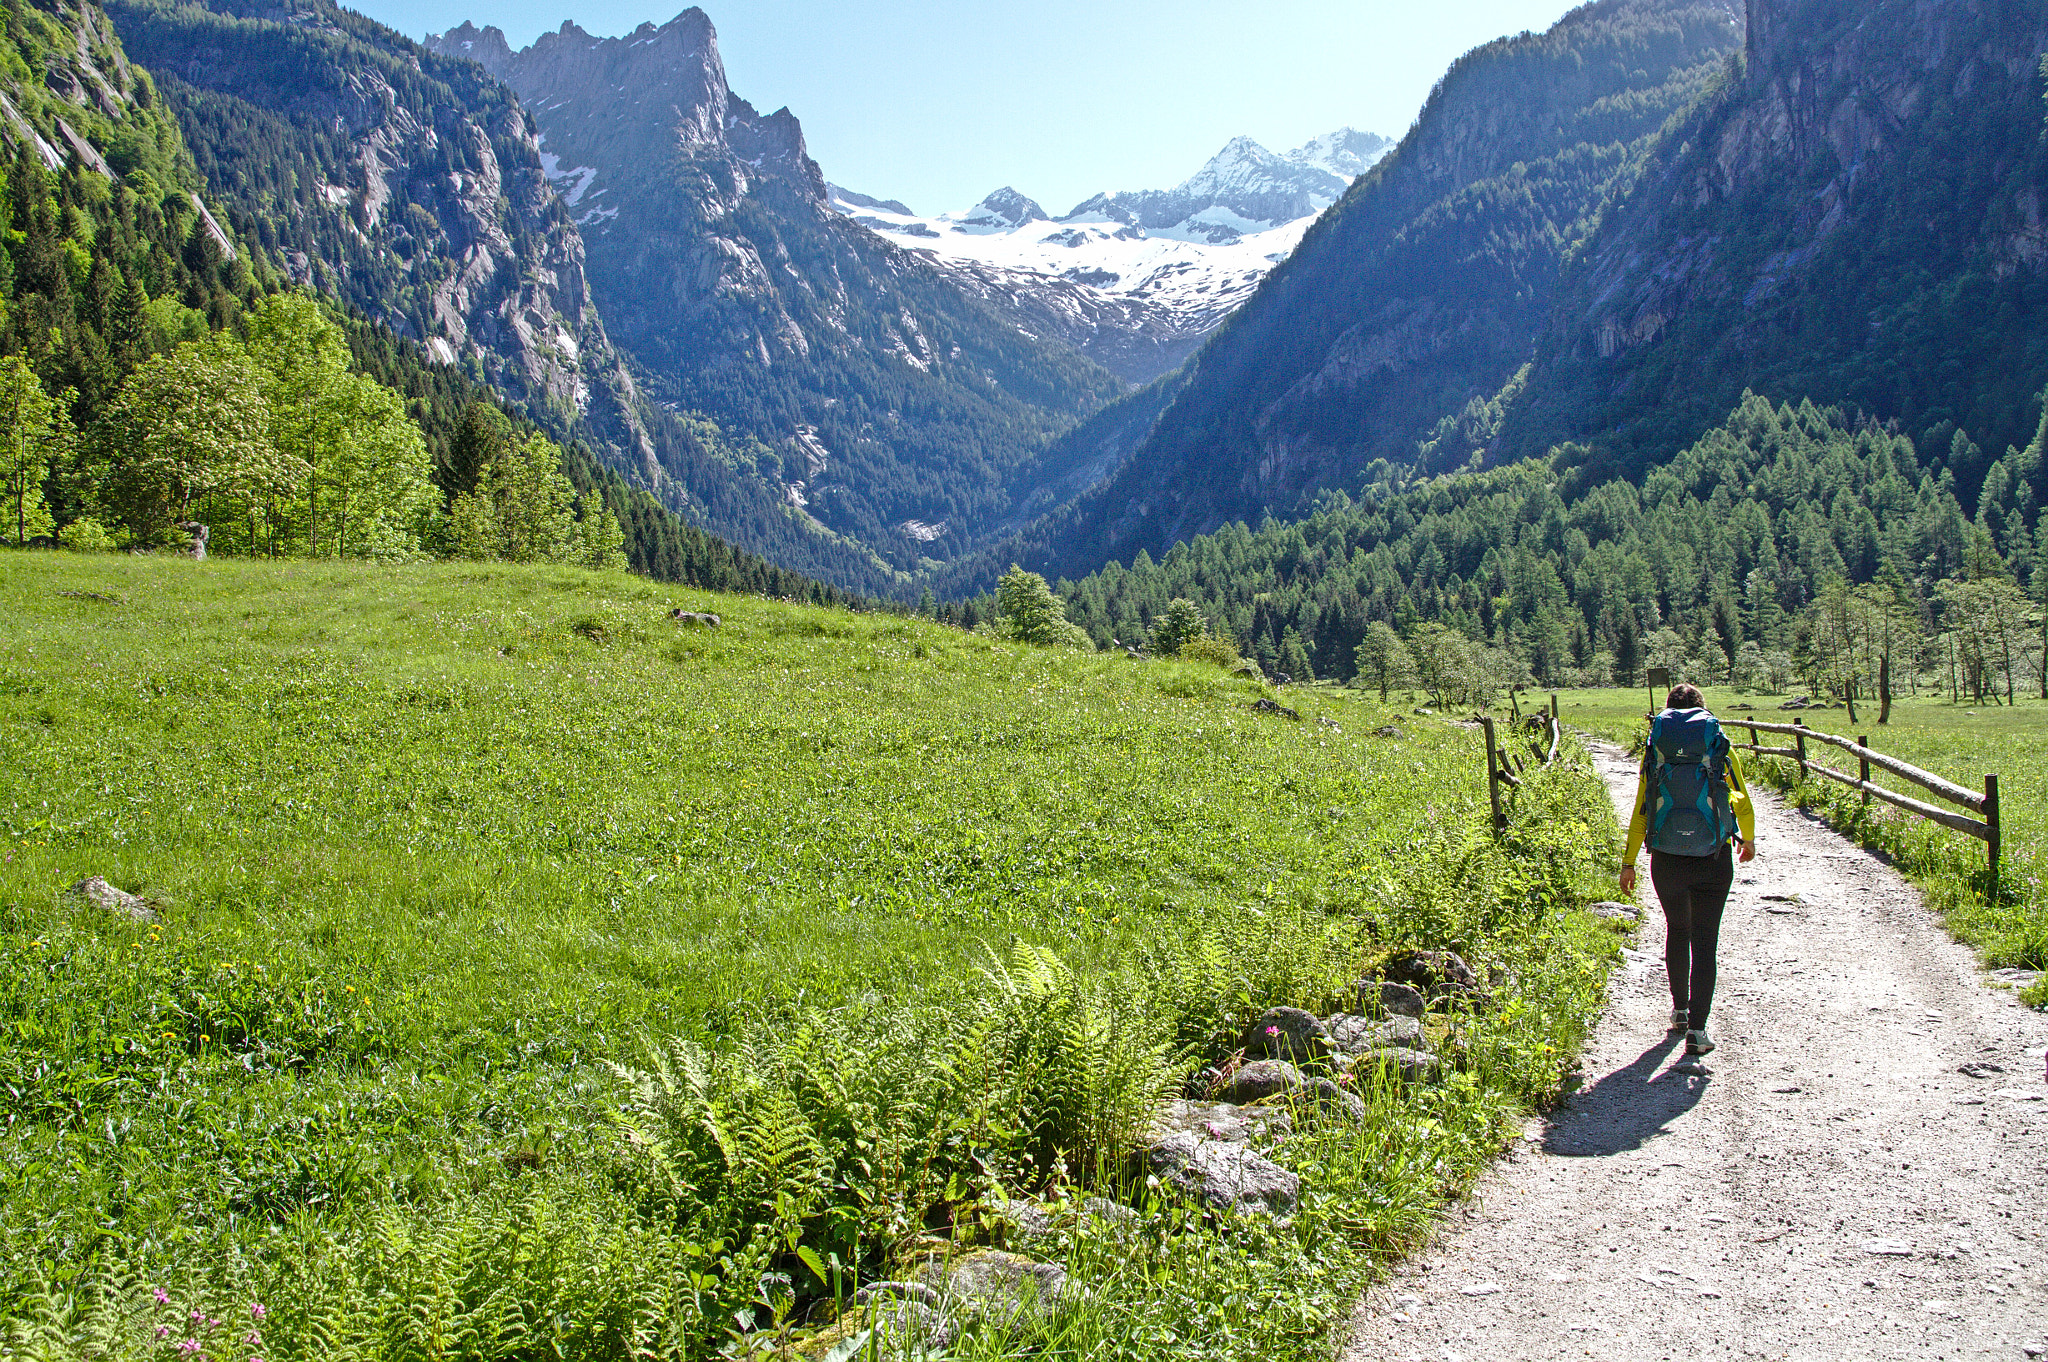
{"left": 1343, "top": 741, "right": 2048, "bottom": 1362}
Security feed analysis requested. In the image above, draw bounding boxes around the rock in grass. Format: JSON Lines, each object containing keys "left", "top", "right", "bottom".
{"left": 987, "top": 1198, "right": 1055, "bottom": 1239}
{"left": 1305, "top": 1075, "right": 1367, "bottom": 1122}
{"left": 1244, "top": 1007, "right": 1331, "bottom": 1063}
{"left": 1327, "top": 1013, "right": 1427, "bottom": 1054}
{"left": 1361, "top": 979, "right": 1427, "bottom": 1018}
{"left": 1385, "top": 949, "right": 1484, "bottom": 1003}
{"left": 68, "top": 876, "right": 155, "bottom": 923}
{"left": 1151, "top": 1097, "right": 1292, "bottom": 1147}
{"left": 1214, "top": 1059, "right": 1304, "bottom": 1104}
{"left": 668, "top": 609, "right": 721, "bottom": 626}
{"left": 1250, "top": 697, "right": 1301, "bottom": 720}
{"left": 1588, "top": 901, "right": 1640, "bottom": 921}
{"left": 1372, "top": 724, "right": 1408, "bottom": 739}
{"left": 1346, "top": 1047, "right": 1442, "bottom": 1083}
{"left": 914, "top": 1249, "right": 1073, "bottom": 1324}
{"left": 1144, "top": 1129, "right": 1299, "bottom": 1216}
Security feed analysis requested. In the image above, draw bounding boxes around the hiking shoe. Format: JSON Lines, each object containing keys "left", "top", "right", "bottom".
{"left": 1669, "top": 1007, "right": 1689, "bottom": 1031}
{"left": 1685, "top": 1028, "right": 1716, "bottom": 1056}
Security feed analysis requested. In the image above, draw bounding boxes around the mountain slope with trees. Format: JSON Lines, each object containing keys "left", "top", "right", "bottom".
{"left": 1030, "top": 392, "right": 2045, "bottom": 706}
{"left": 0, "top": 0, "right": 879, "bottom": 604}
{"left": 989, "top": 0, "right": 1743, "bottom": 585}
{"left": 102, "top": 0, "right": 906, "bottom": 593}
{"left": 1493, "top": 0, "right": 2048, "bottom": 495}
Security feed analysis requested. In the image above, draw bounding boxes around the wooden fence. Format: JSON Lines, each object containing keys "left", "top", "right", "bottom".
{"left": 1481, "top": 695, "right": 1562, "bottom": 835}
{"left": 1730, "top": 718, "right": 2002, "bottom": 899}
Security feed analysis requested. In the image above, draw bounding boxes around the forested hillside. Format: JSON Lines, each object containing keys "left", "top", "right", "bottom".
{"left": 973, "top": 0, "right": 1742, "bottom": 586}
{"left": 1035, "top": 393, "right": 2046, "bottom": 705}
{"left": 0, "top": 0, "right": 879, "bottom": 605}
{"left": 1494, "top": 0, "right": 2048, "bottom": 491}
{"left": 103, "top": 0, "right": 905, "bottom": 594}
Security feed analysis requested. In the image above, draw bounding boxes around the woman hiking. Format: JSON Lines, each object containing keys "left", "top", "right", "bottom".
{"left": 1618, "top": 683, "right": 1756, "bottom": 1058}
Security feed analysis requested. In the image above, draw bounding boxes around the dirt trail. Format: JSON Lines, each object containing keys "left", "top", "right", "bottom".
{"left": 1343, "top": 740, "right": 2048, "bottom": 1362}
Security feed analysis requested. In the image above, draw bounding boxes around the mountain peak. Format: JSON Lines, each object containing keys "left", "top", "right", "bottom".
{"left": 950, "top": 186, "right": 1049, "bottom": 232}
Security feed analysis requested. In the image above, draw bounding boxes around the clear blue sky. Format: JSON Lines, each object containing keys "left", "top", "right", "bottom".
{"left": 352, "top": 0, "right": 1580, "bottom": 215}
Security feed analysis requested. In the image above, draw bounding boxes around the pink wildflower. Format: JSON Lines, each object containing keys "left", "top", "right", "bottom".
{"left": 178, "top": 1341, "right": 201, "bottom": 1355}
{"left": 154, "top": 1288, "right": 170, "bottom": 1306}
{"left": 155, "top": 1326, "right": 169, "bottom": 1340}
{"left": 1264, "top": 1025, "right": 1279, "bottom": 1036}
{"left": 249, "top": 1304, "right": 266, "bottom": 1321}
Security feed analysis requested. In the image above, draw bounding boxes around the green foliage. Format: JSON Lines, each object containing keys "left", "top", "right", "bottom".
{"left": 994, "top": 564, "right": 1089, "bottom": 648}
{"left": 1148, "top": 597, "right": 1207, "bottom": 657}
{"left": 0, "top": 355, "right": 68, "bottom": 545}
{"left": 1354, "top": 620, "right": 1413, "bottom": 701}
{"left": 0, "top": 555, "right": 1623, "bottom": 1360}
{"left": 1026, "top": 394, "right": 2045, "bottom": 701}
{"left": 93, "top": 333, "right": 284, "bottom": 546}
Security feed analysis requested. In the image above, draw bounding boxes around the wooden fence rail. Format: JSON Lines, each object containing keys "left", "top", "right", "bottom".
{"left": 1731, "top": 717, "right": 2001, "bottom": 900}
{"left": 1482, "top": 695, "right": 1562, "bottom": 836}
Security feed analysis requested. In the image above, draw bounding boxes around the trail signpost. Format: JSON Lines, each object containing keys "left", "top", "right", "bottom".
{"left": 1645, "top": 666, "right": 1671, "bottom": 714}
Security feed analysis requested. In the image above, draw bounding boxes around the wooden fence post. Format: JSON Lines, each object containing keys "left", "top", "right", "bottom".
{"left": 1858, "top": 736, "right": 1870, "bottom": 810}
{"left": 1550, "top": 694, "right": 1560, "bottom": 722}
{"left": 1985, "top": 773, "right": 2001, "bottom": 904}
{"left": 1480, "top": 716, "right": 1505, "bottom": 836}
{"left": 1794, "top": 718, "right": 1808, "bottom": 780}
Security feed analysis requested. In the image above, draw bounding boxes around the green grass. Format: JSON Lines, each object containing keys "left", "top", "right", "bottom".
{"left": 0, "top": 553, "right": 1624, "bottom": 1360}
{"left": 1555, "top": 685, "right": 2047, "bottom": 1003}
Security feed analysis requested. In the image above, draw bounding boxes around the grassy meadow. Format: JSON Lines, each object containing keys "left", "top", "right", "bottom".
{"left": 0, "top": 553, "right": 1623, "bottom": 1360}
{"left": 1556, "top": 685, "right": 2047, "bottom": 1003}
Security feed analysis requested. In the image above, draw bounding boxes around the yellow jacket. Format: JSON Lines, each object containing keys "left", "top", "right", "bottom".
{"left": 1621, "top": 732, "right": 1756, "bottom": 865}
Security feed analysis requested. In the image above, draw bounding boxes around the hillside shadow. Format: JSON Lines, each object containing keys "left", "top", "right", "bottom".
{"left": 1541, "top": 1034, "right": 1709, "bottom": 1157}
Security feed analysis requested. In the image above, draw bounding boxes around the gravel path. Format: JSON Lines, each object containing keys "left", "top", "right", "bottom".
{"left": 1343, "top": 740, "right": 2048, "bottom": 1362}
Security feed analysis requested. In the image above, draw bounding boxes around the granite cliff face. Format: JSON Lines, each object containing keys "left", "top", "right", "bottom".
{"left": 1497, "top": 0, "right": 2048, "bottom": 478}
{"left": 109, "top": 0, "right": 659, "bottom": 469}
{"left": 427, "top": 11, "right": 1123, "bottom": 569}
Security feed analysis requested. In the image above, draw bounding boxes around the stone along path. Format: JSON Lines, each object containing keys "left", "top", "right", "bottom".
{"left": 1343, "top": 741, "right": 2048, "bottom": 1362}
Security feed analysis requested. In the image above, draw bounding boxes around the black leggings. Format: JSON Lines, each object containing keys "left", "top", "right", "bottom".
{"left": 1649, "top": 846, "right": 1733, "bottom": 1030}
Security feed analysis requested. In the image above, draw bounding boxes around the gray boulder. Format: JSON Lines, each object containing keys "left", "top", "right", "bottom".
{"left": 1372, "top": 724, "right": 1408, "bottom": 739}
{"left": 914, "top": 1250, "right": 1072, "bottom": 1325}
{"left": 1304, "top": 1075, "right": 1367, "bottom": 1123}
{"left": 1385, "top": 949, "right": 1484, "bottom": 1002}
{"left": 1361, "top": 979, "right": 1427, "bottom": 1018}
{"left": 1145, "top": 1129, "right": 1299, "bottom": 1216}
{"left": 1327, "top": 1013, "right": 1427, "bottom": 1054}
{"left": 669, "top": 609, "right": 721, "bottom": 626}
{"left": 1151, "top": 1097, "right": 1292, "bottom": 1147}
{"left": 1213, "top": 1059, "right": 1304, "bottom": 1104}
{"left": 68, "top": 876, "right": 156, "bottom": 923}
{"left": 1588, "top": 901, "right": 1640, "bottom": 921}
{"left": 1243, "top": 1007, "right": 1331, "bottom": 1063}
{"left": 1346, "top": 1046, "right": 1442, "bottom": 1083}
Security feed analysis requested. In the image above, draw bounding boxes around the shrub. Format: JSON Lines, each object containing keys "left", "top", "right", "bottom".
{"left": 57, "top": 517, "right": 115, "bottom": 552}
{"left": 1180, "top": 633, "right": 1241, "bottom": 669}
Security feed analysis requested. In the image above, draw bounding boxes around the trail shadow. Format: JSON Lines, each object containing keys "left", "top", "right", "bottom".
{"left": 1542, "top": 1034, "right": 1709, "bottom": 1157}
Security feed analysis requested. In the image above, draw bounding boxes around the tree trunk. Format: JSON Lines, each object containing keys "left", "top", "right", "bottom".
{"left": 1878, "top": 652, "right": 1891, "bottom": 725}
{"left": 1844, "top": 676, "right": 1858, "bottom": 726}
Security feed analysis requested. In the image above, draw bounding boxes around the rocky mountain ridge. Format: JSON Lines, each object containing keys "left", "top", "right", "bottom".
{"left": 106, "top": 0, "right": 661, "bottom": 470}
{"left": 828, "top": 130, "right": 1392, "bottom": 384}
{"left": 426, "top": 9, "right": 1126, "bottom": 575}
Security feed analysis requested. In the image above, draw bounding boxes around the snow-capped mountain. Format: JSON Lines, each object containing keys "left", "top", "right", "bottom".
{"left": 830, "top": 130, "right": 1392, "bottom": 383}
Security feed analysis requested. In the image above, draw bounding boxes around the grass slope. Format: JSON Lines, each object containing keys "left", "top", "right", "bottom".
{"left": 3, "top": 554, "right": 1620, "bottom": 1360}
{"left": 1558, "top": 687, "right": 2046, "bottom": 1004}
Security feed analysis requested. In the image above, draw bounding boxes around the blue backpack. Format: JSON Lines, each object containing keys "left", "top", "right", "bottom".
{"left": 1644, "top": 707, "right": 1738, "bottom": 856}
